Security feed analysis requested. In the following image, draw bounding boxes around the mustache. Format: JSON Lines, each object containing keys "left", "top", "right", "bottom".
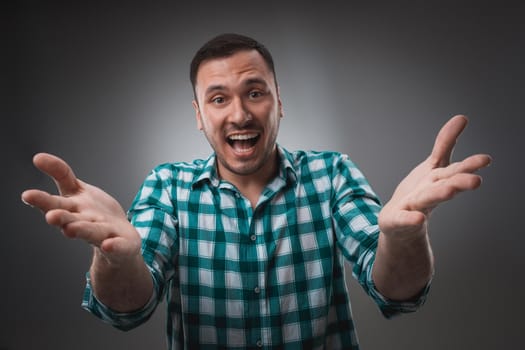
{"left": 224, "top": 120, "right": 261, "bottom": 133}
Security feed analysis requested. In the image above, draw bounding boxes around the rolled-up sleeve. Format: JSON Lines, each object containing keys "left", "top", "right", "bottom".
{"left": 81, "top": 267, "right": 160, "bottom": 331}
{"left": 81, "top": 164, "right": 179, "bottom": 329}
{"left": 363, "top": 259, "right": 432, "bottom": 318}
{"left": 331, "top": 154, "right": 431, "bottom": 318}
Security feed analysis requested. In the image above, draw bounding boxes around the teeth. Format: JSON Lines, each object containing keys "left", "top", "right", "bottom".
{"left": 228, "top": 133, "right": 258, "bottom": 141}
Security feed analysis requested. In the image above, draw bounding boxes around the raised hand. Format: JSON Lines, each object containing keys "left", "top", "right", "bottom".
{"left": 21, "top": 153, "right": 142, "bottom": 262}
{"left": 22, "top": 153, "right": 153, "bottom": 311}
{"left": 372, "top": 115, "right": 491, "bottom": 300}
{"left": 378, "top": 115, "right": 492, "bottom": 240}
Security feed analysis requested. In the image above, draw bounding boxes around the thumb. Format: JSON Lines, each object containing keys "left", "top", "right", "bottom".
{"left": 33, "top": 153, "right": 80, "bottom": 196}
{"left": 100, "top": 236, "right": 140, "bottom": 257}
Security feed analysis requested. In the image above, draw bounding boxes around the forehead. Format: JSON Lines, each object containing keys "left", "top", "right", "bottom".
{"left": 195, "top": 50, "right": 275, "bottom": 93}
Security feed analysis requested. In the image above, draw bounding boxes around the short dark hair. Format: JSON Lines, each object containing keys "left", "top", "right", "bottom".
{"left": 190, "top": 33, "right": 277, "bottom": 97}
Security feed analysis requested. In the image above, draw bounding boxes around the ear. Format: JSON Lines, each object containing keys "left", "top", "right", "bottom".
{"left": 277, "top": 85, "right": 284, "bottom": 118}
{"left": 192, "top": 100, "right": 203, "bottom": 130}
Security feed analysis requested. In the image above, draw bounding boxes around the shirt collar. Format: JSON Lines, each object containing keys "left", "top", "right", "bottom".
{"left": 191, "top": 153, "right": 220, "bottom": 189}
{"left": 276, "top": 144, "right": 298, "bottom": 184}
{"left": 191, "top": 144, "right": 297, "bottom": 189}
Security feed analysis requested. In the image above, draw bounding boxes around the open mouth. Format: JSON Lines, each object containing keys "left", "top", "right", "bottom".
{"left": 227, "top": 133, "right": 260, "bottom": 153}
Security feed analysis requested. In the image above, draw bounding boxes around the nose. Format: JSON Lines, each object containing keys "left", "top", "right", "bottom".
{"left": 229, "top": 96, "right": 252, "bottom": 126}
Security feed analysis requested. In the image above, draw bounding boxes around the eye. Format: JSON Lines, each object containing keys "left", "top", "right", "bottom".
{"left": 248, "top": 90, "right": 263, "bottom": 99}
{"left": 211, "top": 96, "right": 225, "bottom": 104}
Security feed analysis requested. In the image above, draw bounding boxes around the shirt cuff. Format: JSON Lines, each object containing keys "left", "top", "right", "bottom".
{"left": 366, "top": 263, "right": 433, "bottom": 319}
{"left": 81, "top": 268, "right": 159, "bottom": 331}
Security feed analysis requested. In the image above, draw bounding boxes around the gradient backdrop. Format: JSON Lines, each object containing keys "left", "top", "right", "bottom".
{"left": 4, "top": 1, "right": 524, "bottom": 349}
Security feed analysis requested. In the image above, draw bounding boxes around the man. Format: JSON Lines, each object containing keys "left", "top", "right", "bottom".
{"left": 21, "top": 33, "right": 491, "bottom": 349}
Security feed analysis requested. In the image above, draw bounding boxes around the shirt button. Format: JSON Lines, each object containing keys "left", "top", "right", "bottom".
{"left": 250, "top": 234, "right": 257, "bottom": 241}
{"left": 254, "top": 286, "right": 260, "bottom": 294}
{"left": 256, "top": 339, "right": 263, "bottom": 347}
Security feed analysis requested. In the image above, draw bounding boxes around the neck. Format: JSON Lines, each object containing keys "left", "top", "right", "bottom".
{"left": 218, "top": 150, "right": 279, "bottom": 208}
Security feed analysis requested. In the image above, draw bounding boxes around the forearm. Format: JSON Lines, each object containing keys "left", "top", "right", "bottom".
{"left": 89, "top": 248, "right": 154, "bottom": 312}
{"left": 372, "top": 231, "right": 434, "bottom": 301}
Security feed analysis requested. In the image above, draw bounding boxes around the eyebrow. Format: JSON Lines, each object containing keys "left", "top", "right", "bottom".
{"left": 204, "top": 77, "right": 269, "bottom": 96}
{"left": 244, "top": 77, "right": 268, "bottom": 87}
{"left": 204, "top": 84, "right": 226, "bottom": 96}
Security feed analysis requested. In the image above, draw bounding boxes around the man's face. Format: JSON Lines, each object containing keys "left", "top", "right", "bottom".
{"left": 193, "top": 49, "right": 283, "bottom": 181}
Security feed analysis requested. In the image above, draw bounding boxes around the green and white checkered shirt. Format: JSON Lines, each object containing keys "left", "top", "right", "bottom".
{"left": 82, "top": 145, "right": 429, "bottom": 349}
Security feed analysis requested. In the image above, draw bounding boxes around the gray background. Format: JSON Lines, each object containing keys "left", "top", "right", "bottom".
{"left": 3, "top": 1, "right": 524, "bottom": 349}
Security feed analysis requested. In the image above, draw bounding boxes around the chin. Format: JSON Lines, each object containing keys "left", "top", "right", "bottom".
{"left": 219, "top": 156, "right": 262, "bottom": 175}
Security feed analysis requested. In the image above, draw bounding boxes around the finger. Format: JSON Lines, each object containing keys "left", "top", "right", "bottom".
{"left": 429, "top": 115, "right": 468, "bottom": 168}
{"left": 45, "top": 209, "right": 123, "bottom": 249}
{"left": 21, "top": 189, "right": 77, "bottom": 213}
{"left": 45, "top": 209, "right": 83, "bottom": 229}
{"left": 432, "top": 154, "right": 492, "bottom": 181}
{"left": 101, "top": 236, "right": 133, "bottom": 254}
{"left": 59, "top": 220, "right": 113, "bottom": 246}
{"left": 409, "top": 173, "right": 483, "bottom": 211}
{"left": 33, "top": 153, "right": 80, "bottom": 196}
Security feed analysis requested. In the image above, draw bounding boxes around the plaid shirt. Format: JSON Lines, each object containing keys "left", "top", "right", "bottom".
{"left": 82, "top": 145, "right": 429, "bottom": 349}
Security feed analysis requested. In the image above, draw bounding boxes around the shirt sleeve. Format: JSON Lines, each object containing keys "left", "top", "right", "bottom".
{"left": 331, "top": 154, "right": 431, "bottom": 318}
{"left": 81, "top": 268, "right": 160, "bottom": 331}
{"left": 81, "top": 165, "right": 179, "bottom": 329}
